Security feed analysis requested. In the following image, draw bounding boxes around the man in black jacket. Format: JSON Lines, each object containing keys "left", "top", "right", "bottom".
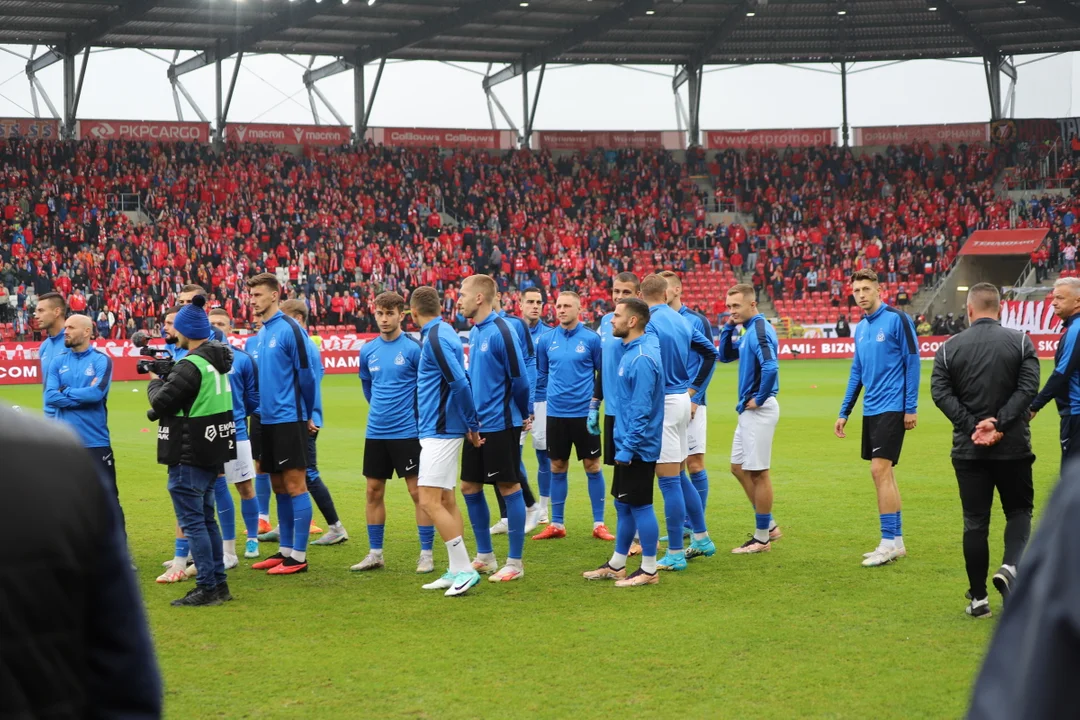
{"left": 148, "top": 295, "right": 238, "bottom": 607}
{"left": 0, "top": 405, "right": 162, "bottom": 718}
{"left": 931, "top": 282, "right": 1040, "bottom": 619}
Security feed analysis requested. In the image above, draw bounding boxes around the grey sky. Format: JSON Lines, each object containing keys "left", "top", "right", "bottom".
{"left": 0, "top": 46, "right": 1077, "bottom": 133}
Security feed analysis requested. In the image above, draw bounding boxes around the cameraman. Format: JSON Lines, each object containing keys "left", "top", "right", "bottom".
{"left": 147, "top": 296, "right": 237, "bottom": 607}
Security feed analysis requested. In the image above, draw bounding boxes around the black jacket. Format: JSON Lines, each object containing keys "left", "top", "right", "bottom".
{"left": 931, "top": 318, "right": 1040, "bottom": 460}
{"left": 0, "top": 406, "right": 162, "bottom": 719}
{"left": 147, "top": 340, "right": 233, "bottom": 467}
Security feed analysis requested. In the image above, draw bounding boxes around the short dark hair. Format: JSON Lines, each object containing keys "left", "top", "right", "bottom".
{"left": 617, "top": 298, "right": 650, "bottom": 328}
{"left": 967, "top": 282, "right": 1001, "bottom": 313}
{"left": 639, "top": 274, "right": 668, "bottom": 301}
{"left": 522, "top": 286, "right": 545, "bottom": 302}
{"left": 180, "top": 284, "right": 206, "bottom": 296}
{"left": 410, "top": 286, "right": 441, "bottom": 318}
{"left": 163, "top": 306, "right": 182, "bottom": 318}
{"left": 613, "top": 272, "right": 640, "bottom": 291}
{"left": 36, "top": 292, "right": 66, "bottom": 311}
{"left": 280, "top": 299, "right": 309, "bottom": 324}
{"left": 375, "top": 291, "right": 405, "bottom": 313}
{"left": 851, "top": 269, "right": 879, "bottom": 284}
{"left": 247, "top": 273, "right": 280, "bottom": 292}
{"left": 727, "top": 283, "right": 755, "bottom": 300}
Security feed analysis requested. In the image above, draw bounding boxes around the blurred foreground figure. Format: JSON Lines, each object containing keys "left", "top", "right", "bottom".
{"left": 0, "top": 405, "right": 162, "bottom": 719}
{"left": 968, "top": 460, "right": 1080, "bottom": 720}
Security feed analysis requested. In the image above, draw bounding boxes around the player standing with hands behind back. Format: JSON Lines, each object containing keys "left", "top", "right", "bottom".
{"left": 835, "top": 269, "right": 920, "bottom": 568}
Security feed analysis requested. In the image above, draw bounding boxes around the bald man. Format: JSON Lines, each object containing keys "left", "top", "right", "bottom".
{"left": 44, "top": 313, "right": 122, "bottom": 533}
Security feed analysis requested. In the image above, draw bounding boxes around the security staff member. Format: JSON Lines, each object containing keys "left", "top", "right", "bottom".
{"left": 1031, "top": 276, "right": 1080, "bottom": 463}
{"left": 147, "top": 295, "right": 238, "bottom": 607}
{"left": 931, "top": 283, "right": 1039, "bottom": 619}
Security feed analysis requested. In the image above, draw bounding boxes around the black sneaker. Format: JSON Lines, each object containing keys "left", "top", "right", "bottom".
{"left": 992, "top": 565, "right": 1016, "bottom": 604}
{"left": 965, "top": 598, "right": 992, "bottom": 619}
{"left": 171, "top": 586, "right": 223, "bottom": 607}
{"left": 213, "top": 582, "right": 234, "bottom": 603}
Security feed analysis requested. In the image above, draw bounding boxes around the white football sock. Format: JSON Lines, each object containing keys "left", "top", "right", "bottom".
{"left": 259, "top": 513, "right": 270, "bottom": 523}
{"left": 447, "top": 536, "right": 470, "bottom": 574}
{"left": 291, "top": 550, "right": 306, "bottom": 563}
{"left": 692, "top": 532, "right": 709, "bottom": 542}
{"left": 278, "top": 546, "right": 293, "bottom": 558}
{"left": 609, "top": 552, "right": 627, "bottom": 570}
{"left": 641, "top": 556, "right": 658, "bottom": 574}
{"left": 753, "top": 528, "right": 770, "bottom": 543}
{"left": 223, "top": 539, "right": 236, "bottom": 556}
{"left": 894, "top": 535, "right": 905, "bottom": 548}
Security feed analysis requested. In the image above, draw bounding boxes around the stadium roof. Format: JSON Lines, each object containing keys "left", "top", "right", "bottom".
{"left": 4, "top": 0, "right": 1080, "bottom": 73}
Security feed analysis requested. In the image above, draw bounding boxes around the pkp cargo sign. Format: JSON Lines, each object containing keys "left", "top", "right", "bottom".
{"left": 78, "top": 119, "right": 210, "bottom": 142}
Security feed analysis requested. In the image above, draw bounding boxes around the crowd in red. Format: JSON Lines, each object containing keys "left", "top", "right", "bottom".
{"left": 0, "top": 135, "right": 1078, "bottom": 340}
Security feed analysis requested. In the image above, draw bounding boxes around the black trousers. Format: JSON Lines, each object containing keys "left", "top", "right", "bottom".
{"left": 90, "top": 446, "right": 125, "bottom": 537}
{"left": 1060, "top": 415, "right": 1080, "bottom": 463}
{"left": 952, "top": 457, "right": 1034, "bottom": 600}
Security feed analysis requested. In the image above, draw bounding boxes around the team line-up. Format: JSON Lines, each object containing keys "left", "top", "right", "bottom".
{"left": 39, "top": 267, "right": 1058, "bottom": 607}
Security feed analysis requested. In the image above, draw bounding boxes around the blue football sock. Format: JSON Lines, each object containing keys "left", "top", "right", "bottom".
{"left": 756, "top": 513, "right": 772, "bottom": 531}
{"left": 504, "top": 489, "right": 526, "bottom": 561}
{"left": 551, "top": 471, "right": 569, "bottom": 525}
{"left": 368, "top": 524, "right": 386, "bottom": 551}
{"left": 175, "top": 538, "right": 189, "bottom": 558}
{"left": 418, "top": 525, "right": 435, "bottom": 551}
{"left": 214, "top": 476, "right": 236, "bottom": 542}
{"left": 463, "top": 491, "right": 493, "bottom": 555}
{"left": 657, "top": 475, "right": 686, "bottom": 551}
{"left": 681, "top": 472, "right": 707, "bottom": 534}
{"left": 895, "top": 511, "right": 903, "bottom": 537}
{"left": 630, "top": 504, "right": 660, "bottom": 558}
{"left": 276, "top": 493, "right": 295, "bottom": 551}
{"left": 240, "top": 497, "right": 260, "bottom": 540}
{"left": 614, "top": 501, "right": 636, "bottom": 556}
{"left": 690, "top": 470, "right": 709, "bottom": 509}
{"left": 291, "top": 492, "right": 313, "bottom": 554}
{"left": 586, "top": 470, "right": 606, "bottom": 523}
{"left": 255, "top": 473, "right": 272, "bottom": 516}
{"left": 536, "top": 449, "right": 551, "bottom": 497}
{"left": 880, "top": 513, "right": 896, "bottom": 541}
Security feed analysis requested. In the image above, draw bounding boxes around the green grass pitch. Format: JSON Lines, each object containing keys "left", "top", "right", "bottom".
{"left": 0, "top": 360, "right": 1061, "bottom": 719}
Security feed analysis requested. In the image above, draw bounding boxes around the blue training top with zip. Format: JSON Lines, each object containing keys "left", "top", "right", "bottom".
{"left": 226, "top": 346, "right": 258, "bottom": 442}
{"left": 840, "top": 302, "right": 920, "bottom": 418}
{"left": 44, "top": 346, "right": 112, "bottom": 448}
{"left": 305, "top": 334, "right": 324, "bottom": 428}
{"left": 679, "top": 304, "right": 718, "bottom": 406}
{"left": 718, "top": 314, "right": 779, "bottom": 414}
{"left": 614, "top": 333, "right": 664, "bottom": 464}
{"left": 417, "top": 317, "right": 479, "bottom": 439}
{"left": 252, "top": 310, "right": 316, "bottom": 425}
{"left": 468, "top": 311, "right": 530, "bottom": 431}
{"left": 1032, "top": 312, "right": 1080, "bottom": 416}
{"left": 645, "top": 303, "right": 719, "bottom": 395}
{"left": 500, "top": 310, "right": 536, "bottom": 397}
{"left": 536, "top": 321, "right": 602, "bottom": 417}
{"left": 39, "top": 332, "right": 67, "bottom": 418}
{"left": 599, "top": 311, "right": 625, "bottom": 418}
{"left": 360, "top": 333, "right": 421, "bottom": 439}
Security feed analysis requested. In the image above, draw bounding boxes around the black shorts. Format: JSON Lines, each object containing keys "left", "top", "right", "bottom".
{"left": 611, "top": 458, "right": 656, "bottom": 507}
{"left": 363, "top": 438, "right": 422, "bottom": 479}
{"left": 861, "top": 412, "right": 906, "bottom": 466}
{"left": 249, "top": 415, "right": 263, "bottom": 465}
{"left": 260, "top": 420, "right": 309, "bottom": 472}
{"left": 1060, "top": 415, "right": 1080, "bottom": 462}
{"left": 603, "top": 414, "right": 616, "bottom": 466}
{"left": 461, "top": 428, "right": 522, "bottom": 485}
{"left": 548, "top": 415, "right": 602, "bottom": 462}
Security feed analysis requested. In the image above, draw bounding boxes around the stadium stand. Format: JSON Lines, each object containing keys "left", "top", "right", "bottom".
{"left": 1, "top": 136, "right": 1078, "bottom": 341}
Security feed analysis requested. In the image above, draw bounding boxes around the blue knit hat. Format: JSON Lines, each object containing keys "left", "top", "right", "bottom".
{"left": 174, "top": 295, "right": 212, "bottom": 341}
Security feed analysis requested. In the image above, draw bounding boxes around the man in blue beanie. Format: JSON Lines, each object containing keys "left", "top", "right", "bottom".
{"left": 147, "top": 295, "right": 239, "bottom": 607}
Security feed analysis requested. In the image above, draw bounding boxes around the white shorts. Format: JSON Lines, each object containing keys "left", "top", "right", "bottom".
{"left": 532, "top": 401, "right": 548, "bottom": 451}
{"left": 418, "top": 437, "right": 464, "bottom": 490}
{"left": 224, "top": 439, "right": 256, "bottom": 484}
{"left": 687, "top": 404, "right": 707, "bottom": 456}
{"left": 659, "top": 392, "right": 691, "bottom": 464}
{"left": 730, "top": 397, "right": 780, "bottom": 472}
